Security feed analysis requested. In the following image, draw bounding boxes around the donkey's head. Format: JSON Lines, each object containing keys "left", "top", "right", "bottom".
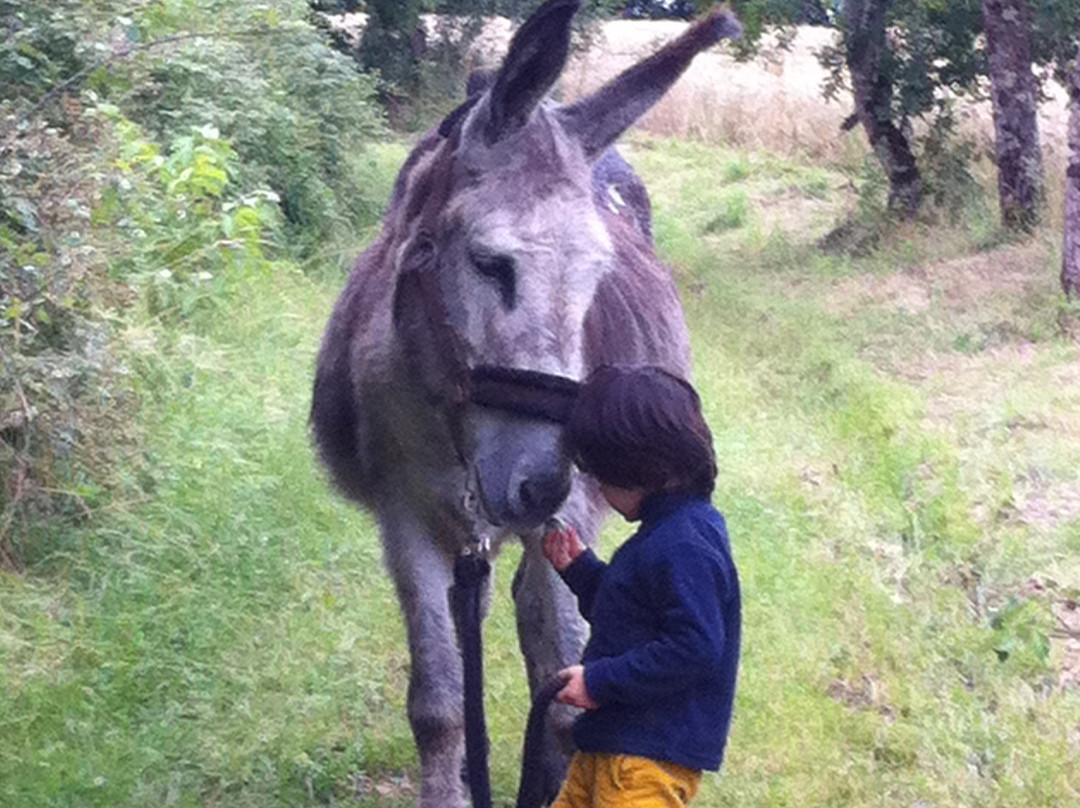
{"left": 391, "top": 0, "right": 740, "bottom": 529}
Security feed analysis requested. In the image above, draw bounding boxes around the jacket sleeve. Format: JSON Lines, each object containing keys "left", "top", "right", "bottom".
{"left": 583, "top": 543, "right": 729, "bottom": 705}
{"left": 559, "top": 548, "right": 607, "bottom": 621}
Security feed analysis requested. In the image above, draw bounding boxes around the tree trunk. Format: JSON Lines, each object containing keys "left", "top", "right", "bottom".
{"left": 1063, "top": 41, "right": 1080, "bottom": 298}
{"left": 982, "top": 0, "right": 1044, "bottom": 231}
{"left": 844, "top": 0, "right": 921, "bottom": 217}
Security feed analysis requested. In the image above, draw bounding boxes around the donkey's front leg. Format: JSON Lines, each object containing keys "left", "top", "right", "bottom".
{"left": 382, "top": 512, "right": 467, "bottom": 808}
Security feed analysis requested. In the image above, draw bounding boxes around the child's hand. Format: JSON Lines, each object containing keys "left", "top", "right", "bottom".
{"left": 542, "top": 522, "right": 585, "bottom": 572}
{"left": 556, "top": 665, "right": 598, "bottom": 710}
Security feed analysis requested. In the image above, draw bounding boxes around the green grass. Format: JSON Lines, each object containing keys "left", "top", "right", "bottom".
{"left": 3, "top": 135, "right": 1080, "bottom": 807}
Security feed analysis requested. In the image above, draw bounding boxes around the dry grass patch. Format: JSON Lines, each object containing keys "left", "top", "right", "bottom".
{"left": 564, "top": 24, "right": 860, "bottom": 162}
{"left": 564, "top": 22, "right": 1071, "bottom": 166}
{"left": 754, "top": 183, "right": 853, "bottom": 240}
{"left": 826, "top": 269, "right": 934, "bottom": 317}
{"left": 826, "top": 239, "right": 1055, "bottom": 318}
{"left": 927, "top": 241, "right": 1058, "bottom": 311}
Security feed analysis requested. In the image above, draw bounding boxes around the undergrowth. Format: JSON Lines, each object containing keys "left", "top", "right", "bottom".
{"left": 0, "top": 0, "right": 389, "bottom": 568}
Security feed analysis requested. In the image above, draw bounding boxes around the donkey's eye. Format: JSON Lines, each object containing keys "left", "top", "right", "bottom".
{"left": 470, "top": 251, "right": 517, "bottom": 310}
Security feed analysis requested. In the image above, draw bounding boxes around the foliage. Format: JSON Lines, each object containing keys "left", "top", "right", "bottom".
{"left": 99, "top": 114, "right": 282, "bottom": 324}
{"left": 0, "top": 101, "right": 286, "bottom": 567}
{"left": 733, "top": 0, "right": 1077, "bottom": 101}
{"left": 816, "top": 1, "right": 984, "bottom": 122}
{"left": 621, "top": 0, "right": 696, "bottom": 19}
{"left": 0, "top": 1, "right": 134, "bottom": 104}
{"left": 1, "top": 0, "right": 389, "bottom": 564}
{"left": 115, "top": 4, "right": 387, "bottom": 263}
{"left": 989, "top": 596, "right": 1052, "bottom": 674}
{"left": 2, "top": 0, "right": 133, "bottom": 564}
{"left": 1030, "top": 0, "right": 1080, "bottom": 83}
{"left": 916, "top": 109, "right": 985, "bottom": 224}
{"left": 729, "top": 0, "right": 1078, "bottom": 221}
{"left": 0, "top": 0, "right": 83, "bottom": 102}
{"left": 0, "top": 112, "right": 133, "bottom": 569}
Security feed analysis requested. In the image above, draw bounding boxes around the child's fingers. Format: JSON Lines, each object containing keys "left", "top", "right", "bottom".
{"left": 555, "top": 680, "right": 578, "bottom": 707}
{"left": 542, "top": 529, "right": 560, "bottom": 554}
{"left": 554, "top": 665, "right": 582, "bottom": 705}
{"left": 542, "top": 525, "right": 575, "bottom": 569}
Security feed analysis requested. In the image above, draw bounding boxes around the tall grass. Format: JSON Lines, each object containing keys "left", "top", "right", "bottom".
{"left": 2, "top": 134, "right": 1079, "bottom": 807}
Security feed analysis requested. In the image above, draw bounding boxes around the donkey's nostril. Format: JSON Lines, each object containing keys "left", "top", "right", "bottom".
{"left": 517, "top": 473, "right": 570, "bottom": 521}
{"left": 519, "top": 479, "right": 542, "bottom": 512}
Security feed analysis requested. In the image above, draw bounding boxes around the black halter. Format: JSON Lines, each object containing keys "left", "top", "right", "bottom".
{"left": 469, "top": 364, "right": 580, "bottom": 424}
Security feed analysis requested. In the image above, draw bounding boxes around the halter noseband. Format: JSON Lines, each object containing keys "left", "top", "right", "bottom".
{"left": 469, "top": 364, "right": 580, "bottom": 424}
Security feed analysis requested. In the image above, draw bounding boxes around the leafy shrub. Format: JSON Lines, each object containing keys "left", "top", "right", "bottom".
{"left": 0, "top": 0, "right": 91, "bottom": 101}
{"left": 119, "top": 6, "right": 386, "bottom": 263}
{"left": 99, "top": 112, "right": 282, "bottom": 324}
{"left": 721, "top": 156, "right": 751, "bottom": 184}
{"left": 917, "top": 109, "right": 986, "bottom": 225}
{"left": 0, "top": 111, "right": 134, "bottom": 568}
{"left": 1, "top": 0, "right": 388, "bottom": 564}
{"left": 818, "top": 156, "right": 888, "bottom": 258}
{"left": 988, "top": 596, "right": 1053, "bottom": 678}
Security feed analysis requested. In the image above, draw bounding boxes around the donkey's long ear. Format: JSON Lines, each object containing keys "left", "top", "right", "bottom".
{"left": 483, "top": 0, "right": 581, "bottom": 145}
{"left": 558, "top": 7, "right": 742, "bottom": 160}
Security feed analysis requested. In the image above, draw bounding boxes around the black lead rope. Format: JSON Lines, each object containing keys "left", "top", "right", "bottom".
{"left": 453, "top": 549, "right": 566, "bottom": 808}
{"left": 453, "top": 551, "right": 494, "bottom": 808}
{"left": 514, "top": 676, "right": 565, "bottom": 808}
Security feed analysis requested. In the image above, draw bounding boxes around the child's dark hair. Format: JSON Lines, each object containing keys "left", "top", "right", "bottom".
{"left": 566, "top": 365, "right": 717, "bottom": 498}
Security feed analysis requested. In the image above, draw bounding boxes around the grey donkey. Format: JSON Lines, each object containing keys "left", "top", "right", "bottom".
{"left": 310, "top": 2, "right": 742, "bottom": 805}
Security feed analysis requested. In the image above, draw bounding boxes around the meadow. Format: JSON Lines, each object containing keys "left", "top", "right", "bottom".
{"left": 2, "top": 126, "right": 1079, "bottom": 807}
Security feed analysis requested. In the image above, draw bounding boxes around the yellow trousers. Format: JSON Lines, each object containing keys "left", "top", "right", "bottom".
{"left": 551, "top": 752, "right": 702, "bottom": 808}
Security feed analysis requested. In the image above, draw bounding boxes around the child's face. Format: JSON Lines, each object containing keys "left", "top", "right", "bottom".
{"left": 599, "top": 483, "right": 646, "bottom": 521}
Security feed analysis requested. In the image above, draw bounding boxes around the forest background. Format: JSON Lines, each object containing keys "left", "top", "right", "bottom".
{"left": 2, "top": 1, "right": 1080, "bottom": 806}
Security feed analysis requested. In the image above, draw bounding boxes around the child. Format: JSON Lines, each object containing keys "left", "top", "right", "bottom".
{"left": 543, "top": 364, "right": 741, "bottom": 808}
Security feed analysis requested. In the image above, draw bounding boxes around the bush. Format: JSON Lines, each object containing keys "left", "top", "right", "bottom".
{"left": 119, "top": 6, "right": 387, "bottom": 263}
{"left": 0, "top": 0, "right": 388, "bottom": 564}
{"left": 0, "top": 110, "right": 133, "bottom": 568}
{"left": 817, "top": 156, "right": 888, "bottom": 258}
{"left": 99, "top": 113, "right": 282, "bottom": 324}
{"left": 917, "top": 109, "right": 985, "bottom": 225}
{"left": 0, "top": 0, "right": 93, "bottom": 102}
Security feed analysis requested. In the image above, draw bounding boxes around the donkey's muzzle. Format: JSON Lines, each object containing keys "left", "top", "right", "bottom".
{"left": 469, "top": 365, "right": 580, "bottom": 424}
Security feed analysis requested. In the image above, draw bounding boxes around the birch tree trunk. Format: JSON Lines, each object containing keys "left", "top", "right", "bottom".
{"left": 982, "top": 0, "right": 1044, "bottom": 231}
{"left": 844, "top": 0, "right": 921, "bottom": 217}
{"left": 1063, "top": 42, "right": 1080, "bottom": 298}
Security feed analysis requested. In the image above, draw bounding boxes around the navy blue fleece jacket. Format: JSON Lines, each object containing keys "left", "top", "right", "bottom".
{"left": 560, "top": 491, "right": 741, "bottom": 772}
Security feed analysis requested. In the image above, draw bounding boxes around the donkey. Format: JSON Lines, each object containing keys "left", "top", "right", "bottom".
{"left": 311, "top": 2, "right": 741, "bottom": 805}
